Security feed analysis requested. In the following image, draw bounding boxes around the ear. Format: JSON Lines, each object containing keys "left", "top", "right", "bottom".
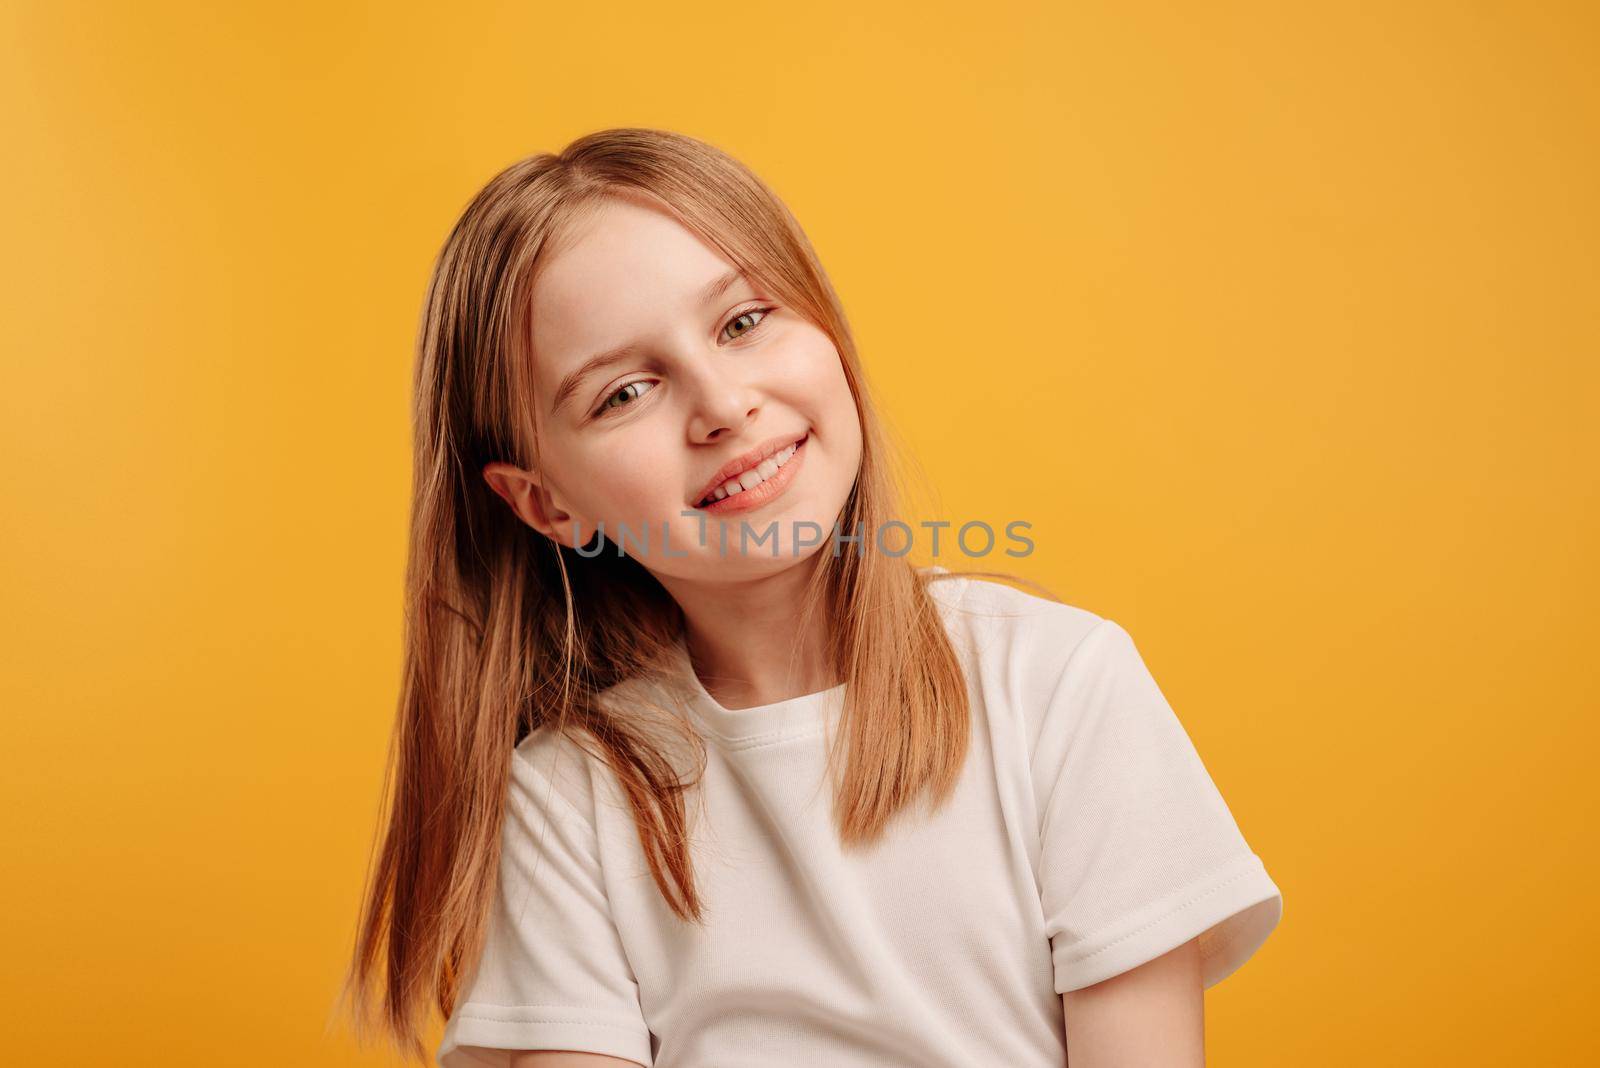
{"left": 482, "top": 461, "right": 589, "bottom": 549}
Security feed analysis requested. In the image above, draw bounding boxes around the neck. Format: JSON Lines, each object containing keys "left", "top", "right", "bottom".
{"left": 657, "top": 554, "right": 838, "bottom": 711}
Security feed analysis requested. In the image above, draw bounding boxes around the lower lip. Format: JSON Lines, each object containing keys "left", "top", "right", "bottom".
{"left": 694, "top": 434, "right": 809, "bottom": 516}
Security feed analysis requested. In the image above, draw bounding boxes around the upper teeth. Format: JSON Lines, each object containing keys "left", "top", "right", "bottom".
{"left": 703, "top": 441, "right": 800, "bottom": 503}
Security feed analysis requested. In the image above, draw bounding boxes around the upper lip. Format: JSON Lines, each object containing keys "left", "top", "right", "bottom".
{"left": 690, "top": 431, "right": 808, "bottom": 506}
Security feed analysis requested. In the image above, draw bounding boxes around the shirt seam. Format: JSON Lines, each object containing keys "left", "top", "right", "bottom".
{"left": 688, "top": 568, "right": 971, "bottom": 751}
{"left": 456, "top": 1008, "right": 648, "bottom": 1032}
{"left": 1031, "top": 616, "right": 1118, "bottom": 845}
{"left": 693, "top": 720, "right": 830, "bottom": 751}
{"left": 1056, "top": 853, "right": 1269, "bottom": 965}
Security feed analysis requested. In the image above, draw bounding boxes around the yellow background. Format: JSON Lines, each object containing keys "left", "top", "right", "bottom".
{"left": 4, "top": 2, "right": 1595, "bottom": 1064}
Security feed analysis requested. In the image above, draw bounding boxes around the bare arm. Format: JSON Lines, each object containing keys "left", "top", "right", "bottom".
{"left": 1061, "top": 936, "right": 1205, "bottom": 1067}
{"left": 509, "top": 1053, "right": 646, "bottom": 1068}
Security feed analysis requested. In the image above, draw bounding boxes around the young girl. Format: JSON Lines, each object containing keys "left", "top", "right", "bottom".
{"left": 340, "top": 128, "right": 1283, "bottom": 1067}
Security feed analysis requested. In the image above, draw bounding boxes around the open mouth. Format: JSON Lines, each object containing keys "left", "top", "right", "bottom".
{"left": 694, "top": 432, "right": 809, "bottom": 509}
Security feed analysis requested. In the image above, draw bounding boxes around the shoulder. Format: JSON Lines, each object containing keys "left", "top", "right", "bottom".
{"left": 920, "top": 568, "right": 1163, "bottom": 754}
{"left": 511, "top": 675, "right": 690, "bottom": 825}
{"left": 922, "top": 566, "right": 1114, "bottom": 677}
{"left": 510, "top": 722, "right": 603, "bottom": 825}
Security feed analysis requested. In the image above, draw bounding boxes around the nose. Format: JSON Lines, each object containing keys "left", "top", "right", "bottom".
{"left": 684, "top": 358, "right": 762, "bottom": 443}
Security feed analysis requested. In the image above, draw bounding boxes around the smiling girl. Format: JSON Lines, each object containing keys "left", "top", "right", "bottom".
{"left": 340, "top": 128, "right": 1283, "bottom": 1067}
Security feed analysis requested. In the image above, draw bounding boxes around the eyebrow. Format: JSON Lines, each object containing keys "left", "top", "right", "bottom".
{"left": 550, "top": 267, "right": 748, "bottom": 415}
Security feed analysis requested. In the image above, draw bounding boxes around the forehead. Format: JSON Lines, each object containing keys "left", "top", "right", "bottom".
{"left": 530, "top": 197, "right": 737, "bottom": 373}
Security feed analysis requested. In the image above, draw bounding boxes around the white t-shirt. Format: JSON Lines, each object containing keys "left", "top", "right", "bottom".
{"left": 438, "top": 571, "right": 1283, "bottom": 1067}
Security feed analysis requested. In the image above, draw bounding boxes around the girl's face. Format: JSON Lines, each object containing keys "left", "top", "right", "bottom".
{"left": 491, "top": 195, "right": 863, "bottom": 584}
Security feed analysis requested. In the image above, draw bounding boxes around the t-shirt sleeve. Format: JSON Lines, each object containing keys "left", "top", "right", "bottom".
{"left": 1033, "top": 618, "right": 1283, "bottom": 994}
{"left": 437, "top": 733, "right": 654, "bottom": 1067}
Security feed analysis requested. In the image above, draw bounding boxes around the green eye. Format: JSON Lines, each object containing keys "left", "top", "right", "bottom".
{"left": 598, "top": 380, "right": 654, "bottom": 415}
{"left": 721, "top": 306, "right": 774, "bottom": 342}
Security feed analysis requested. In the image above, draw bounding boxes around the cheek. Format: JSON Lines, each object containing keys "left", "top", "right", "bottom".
{"left": 806, "top": 344, "right": 857, "bottom": 431}
{"left": 784, "top": 337, "right": 862, "bottom": 479}
{"left": 547, "top": 431, "right": 678, "bottom": 524}
{"left": 783, "top": 331, "right": 852, "bottom": 406}
{"left": 581, "top": 437, "right": 685, "bottom": 518}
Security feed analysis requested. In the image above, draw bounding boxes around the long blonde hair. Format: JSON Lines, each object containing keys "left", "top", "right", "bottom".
{"left": 337, "top": 127, "right": 1047, "bottom": 1060}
